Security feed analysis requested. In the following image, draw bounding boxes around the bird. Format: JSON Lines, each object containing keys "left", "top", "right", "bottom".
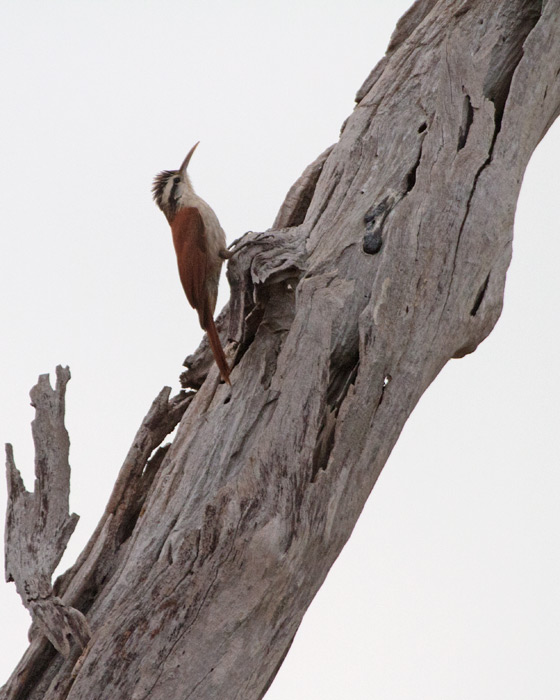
{"left": 152, "top": 142, "right": 231, "bottom": 384}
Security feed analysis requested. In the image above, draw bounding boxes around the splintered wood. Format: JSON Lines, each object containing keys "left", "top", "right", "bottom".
{"left": 4, "top": 366, "right": 89, "bottom": 657}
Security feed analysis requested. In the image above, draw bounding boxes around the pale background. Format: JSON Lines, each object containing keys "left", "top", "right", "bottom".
{"left": 1, "top": 2, "right": 559, "bottom": 698}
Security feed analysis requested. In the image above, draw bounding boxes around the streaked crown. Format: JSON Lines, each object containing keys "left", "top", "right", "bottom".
{"left": 152, "top": 142, "right": 199, "bottom": 221}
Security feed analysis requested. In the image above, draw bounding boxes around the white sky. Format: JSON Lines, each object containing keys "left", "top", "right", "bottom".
{"left": 1, "top": 2, "right": 559, "bottom": 698}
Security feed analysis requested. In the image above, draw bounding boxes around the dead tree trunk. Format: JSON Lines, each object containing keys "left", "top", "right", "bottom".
{"left": 3, "top": 1, "right": 559, "bottom": 698}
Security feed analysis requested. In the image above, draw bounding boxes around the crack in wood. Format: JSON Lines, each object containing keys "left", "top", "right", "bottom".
{"left": 457, "top": 93, "right": 474, "bottom": 150}
{"left": 306, "top": 168, "right": 342, "bottom": 230}
{"left": 470, "top": 272, "right": 491, "bottom": 316}
{"left": 482, "top": 1, "right": 542, "bottom": 133}
{"left": 405, "top": 138, "right": 424, "bottom": 192}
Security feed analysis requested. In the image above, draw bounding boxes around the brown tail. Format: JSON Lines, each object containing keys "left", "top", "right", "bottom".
{"left": 203, "top": 312, "right": 231, "bottom": 385}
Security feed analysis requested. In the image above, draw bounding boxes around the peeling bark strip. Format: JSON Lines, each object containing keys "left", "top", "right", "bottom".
{"left": 2, "top": 1, "right": 560, "bottom": 699}
{"left": 4, "top": 367, "right": 89, "bottom": 657}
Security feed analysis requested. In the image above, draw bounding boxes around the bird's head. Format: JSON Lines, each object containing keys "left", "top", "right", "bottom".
{"left": 152, "top": 141, "right": 199, "bottom": 222}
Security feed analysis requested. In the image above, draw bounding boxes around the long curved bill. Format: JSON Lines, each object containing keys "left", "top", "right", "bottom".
{"left": 180, "top": 141, "right": 200, "bottom": 173}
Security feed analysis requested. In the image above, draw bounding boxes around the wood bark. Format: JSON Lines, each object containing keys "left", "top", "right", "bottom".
{"left": 3, "top": 1, "right": 560, "bottom": 698}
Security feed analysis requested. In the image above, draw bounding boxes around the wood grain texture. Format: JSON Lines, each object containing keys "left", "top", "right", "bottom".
{"left": 2, "top": 1, "right": 560, "bottom": 698}
{"left": 2, "top": 385, "right": 191, "bottom": 700}
{"left": 4, "top": 367, "right": 88, "bottom": 658}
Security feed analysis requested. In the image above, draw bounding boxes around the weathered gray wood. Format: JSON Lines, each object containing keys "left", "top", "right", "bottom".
{"left": 4, "top": 367, "right": 89, "bottom": 657}
{"left": 2, "top": 1, "right": 559, "bottom": 698}
{"left": 2, "top": 380, "right": 191, "bottom": 700}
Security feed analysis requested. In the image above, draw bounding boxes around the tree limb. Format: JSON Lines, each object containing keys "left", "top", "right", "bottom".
{"left": 4, "top": 367, "right": 88, "bottom": 657}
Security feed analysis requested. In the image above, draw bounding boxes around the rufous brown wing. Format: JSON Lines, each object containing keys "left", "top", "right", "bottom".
{"left": 170, "top": 207, "right": 230, "bottom": 384}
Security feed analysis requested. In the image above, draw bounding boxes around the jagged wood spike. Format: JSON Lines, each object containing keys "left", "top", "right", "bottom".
{"left": 4, "top": 366, "right": 89, "bottom": 657}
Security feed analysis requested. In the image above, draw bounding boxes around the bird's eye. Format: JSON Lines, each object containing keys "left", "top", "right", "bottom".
{"left": 173, "top": 176, "right": 180, "bottom": 184}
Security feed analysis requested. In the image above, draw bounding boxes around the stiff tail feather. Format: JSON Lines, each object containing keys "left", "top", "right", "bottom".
{"left": 204, "top": 314, "right": 231, "bottom": 385}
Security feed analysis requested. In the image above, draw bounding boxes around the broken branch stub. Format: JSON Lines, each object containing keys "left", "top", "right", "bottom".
{"left": 4, "top": 366, "right": 89, "bottom": 657}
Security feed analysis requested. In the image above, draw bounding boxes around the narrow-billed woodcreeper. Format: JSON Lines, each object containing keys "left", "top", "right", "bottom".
{"left": 152, "top": 142, "right": 231, "bottom": 384}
